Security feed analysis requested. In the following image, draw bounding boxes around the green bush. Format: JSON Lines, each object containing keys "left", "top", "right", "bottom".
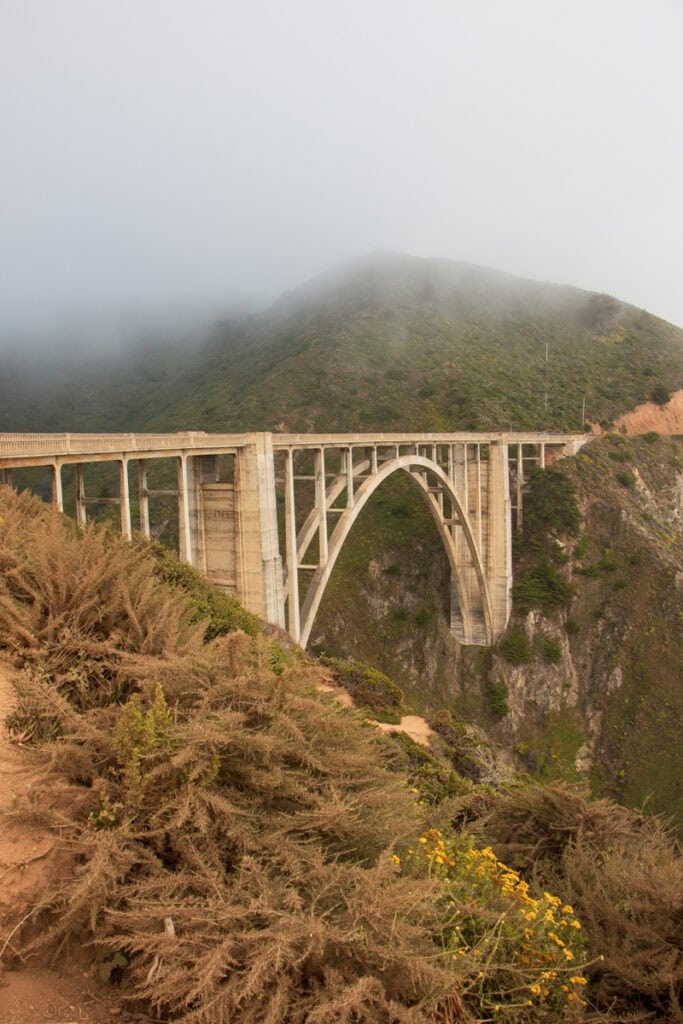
{"left": 384, "top": 731, "right": 473, "bottom": 805}
{"left": 650, "top": 383, "right": 671, "bottom": 406}
{"left": 542, "top": 639, "right": 562, "bottom": 663}
{"left": 489, "top": 678, "right": 510, "bottom": 718}
{"left": 429, "top": 709, "right": 488, "bottom": 781}
{"left": 522, "top": 466, "right": 580, "bottom": 540}
{"left": 414, "top": 601, "right": 436, "bottom": 627}
{"left": 139, "top": 538, "right": 259, "bottom": 640}
{"left": 500, "top": 624, "right": 532, "bottom": 665}
{"left": 324, "top": 658, "right": 404, "bottom": 717}
{"left": 513, "top": 558, "right": 574, "bottom": 615}
{"left": 573, "top": 534, "right": 588, "bottom": 559}
{"left": 616, "top": 469, "right": 635, "bottom": 489}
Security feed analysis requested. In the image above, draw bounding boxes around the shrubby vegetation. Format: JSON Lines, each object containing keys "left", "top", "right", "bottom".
{"left": 1, "top": 486, "right": 681, "bottom": 1023}
{"left": 3, "top": 254, "right": 682, "bottom": 436}
{"left": 500, "top": 623, "right": 533, "bottom": 665}
{"left": 482, "top": 785, "right": 683, "bottom": 1023}
{"left": 139, "top": 537, "right": 260, "bottom": 639}
{"left": 510, "top": 466, "right": 579, "bottom": 617}
{"left": 322, "top": 657, "right": 405, "bottom": 722}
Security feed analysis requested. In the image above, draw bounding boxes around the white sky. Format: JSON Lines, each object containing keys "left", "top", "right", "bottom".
{"left": 1, "top": 0, "right": 682, "bottom": 336}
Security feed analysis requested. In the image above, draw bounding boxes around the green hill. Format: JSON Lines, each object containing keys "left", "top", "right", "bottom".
{"left": 2, "top": 252, "right": 682, "bottom": 433}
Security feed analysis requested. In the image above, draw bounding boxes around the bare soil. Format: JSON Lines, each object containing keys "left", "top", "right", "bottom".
{"left": 0, "top": 663, "right": 136, "bottom": 1024}
{"left": 374, "top": 715, "right": 434, "bottom": 746}
{"left": 317, "top": 680, "right": 434, "bottom": 746}
{"left": 592, "top": 387, "right": 683, "bottom": 435}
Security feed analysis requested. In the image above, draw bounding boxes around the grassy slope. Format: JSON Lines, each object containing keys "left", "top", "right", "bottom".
{"left": 2, "top": 252, "right": 682, "bottom": 434}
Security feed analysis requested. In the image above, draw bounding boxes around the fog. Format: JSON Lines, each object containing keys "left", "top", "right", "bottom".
{"left": 2, "top": 0, "right": 683, "bottom": 350}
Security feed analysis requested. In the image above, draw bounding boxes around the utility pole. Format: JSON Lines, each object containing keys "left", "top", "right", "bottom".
{"left": 544, "top": 343, "right": 549, "bottom": 414}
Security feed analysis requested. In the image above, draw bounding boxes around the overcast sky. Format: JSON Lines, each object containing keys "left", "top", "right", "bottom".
{"left": 2, "top": 0, "right": 683, "bottom": 342}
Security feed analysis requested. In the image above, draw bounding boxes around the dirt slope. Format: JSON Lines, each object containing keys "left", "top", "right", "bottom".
{"left": 0, "top": 663, "right": 132, "bottom": 1023}
{"left": 592, "top": 387, "right": 683, "bottom": 435}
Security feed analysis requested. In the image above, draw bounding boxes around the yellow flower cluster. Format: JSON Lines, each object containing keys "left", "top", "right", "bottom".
{"left": 407, "top": 830, "right": 590, "bottom": 1015}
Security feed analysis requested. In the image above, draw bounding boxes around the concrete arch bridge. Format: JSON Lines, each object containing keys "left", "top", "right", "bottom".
{"left": 0, "top": 431, "right": 586, "bottom": 647}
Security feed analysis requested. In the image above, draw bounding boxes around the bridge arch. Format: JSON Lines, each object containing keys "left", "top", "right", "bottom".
{"left": 293, "top": 454, "right": 494, "bottom": 649}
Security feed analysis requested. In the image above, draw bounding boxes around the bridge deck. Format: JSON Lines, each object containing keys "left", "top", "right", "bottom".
{"left": 0, "top": 430, "right": 586, "bottom": 467}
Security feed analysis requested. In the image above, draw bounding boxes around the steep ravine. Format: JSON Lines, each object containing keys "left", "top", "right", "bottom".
{"left": 314, "top": 435, "right": 683, "bottom": 828}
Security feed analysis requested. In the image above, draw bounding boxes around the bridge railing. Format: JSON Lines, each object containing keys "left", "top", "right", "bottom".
{"left": 0, "top": 432, "right": 248, "bottom": 457}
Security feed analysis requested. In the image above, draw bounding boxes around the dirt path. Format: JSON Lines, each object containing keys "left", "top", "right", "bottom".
{"left": 0, "top": 661, "right": 53, "bottom": 928}
{"left": 0, "top": 663, "right": 134, "bottom": 1023}
{"left": 317, "top": 681, "right": 434, "bottom": 746}
{"left": 374, "top": 714, "right": 434, "bottom": 746}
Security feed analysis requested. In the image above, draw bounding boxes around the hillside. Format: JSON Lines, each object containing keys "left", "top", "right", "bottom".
{"left": 0, "top": 486, "right": 681, "bottom": 1023}
{"left": 314, "top": 434, "right": 683, "bottom": 828}
{"left": 1, "top": 252, "right": 682, "bottom": 434}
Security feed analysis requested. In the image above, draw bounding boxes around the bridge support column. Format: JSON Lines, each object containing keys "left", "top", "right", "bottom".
{"left": 235, "top": 433, "right": 285, "bottom": 627}
{"left": 138, "top": 461, "right": 150, "bottom": 538}
{"left": 119, "top": 458, "right": 132, "bottom": 540}
{"left": 486, "top": 440, "right": 512, "bottom": 638}
{"left": 179, "top": 454, "right": 218, "bottom": 570}
{"left": 177, "top": 456, "right": 195, "bottom": 564}
{"left": 285, "top": 449, "right": 300, "bottom": 640}
{"left": 314, "top": 448, "right": 328, "bottom": 565}
{"left": 75, "top": 465, "right": 86, "bottom": 527}
{"left": 51, "top": 462, "right": 63, "bottom": 512}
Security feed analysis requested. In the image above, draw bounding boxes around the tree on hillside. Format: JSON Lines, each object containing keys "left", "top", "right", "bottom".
{"left": 650, "top": 383, "right": 671, "bottom": 406}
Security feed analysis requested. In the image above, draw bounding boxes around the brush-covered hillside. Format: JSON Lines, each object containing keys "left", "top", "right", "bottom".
{"left": 2, "top": 252, "right": 682, "bottom": 433}
{"left": 0, "top": 486, "right": 681, "bottom": 1024}
{"left": 314, "top": 434, "right": 683, "bottom": 829}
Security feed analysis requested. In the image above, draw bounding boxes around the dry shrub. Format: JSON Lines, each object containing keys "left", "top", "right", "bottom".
{"left": 26, "top": 633, "right": 463, "bottom": 1023}
{"left": 481, "top": 784, "right": 683, "bottom": 1022}
{"left": 0, "top": 486, "right": 204, "bottom": 714}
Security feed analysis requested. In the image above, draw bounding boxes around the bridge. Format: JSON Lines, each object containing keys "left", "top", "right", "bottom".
{"left": 0, "top": 431, "right": 586, "bottom": 647}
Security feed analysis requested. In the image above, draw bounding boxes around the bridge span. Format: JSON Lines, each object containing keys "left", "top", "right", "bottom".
{"left": 0, "top": 431, "right": 587, "bottom": 647}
